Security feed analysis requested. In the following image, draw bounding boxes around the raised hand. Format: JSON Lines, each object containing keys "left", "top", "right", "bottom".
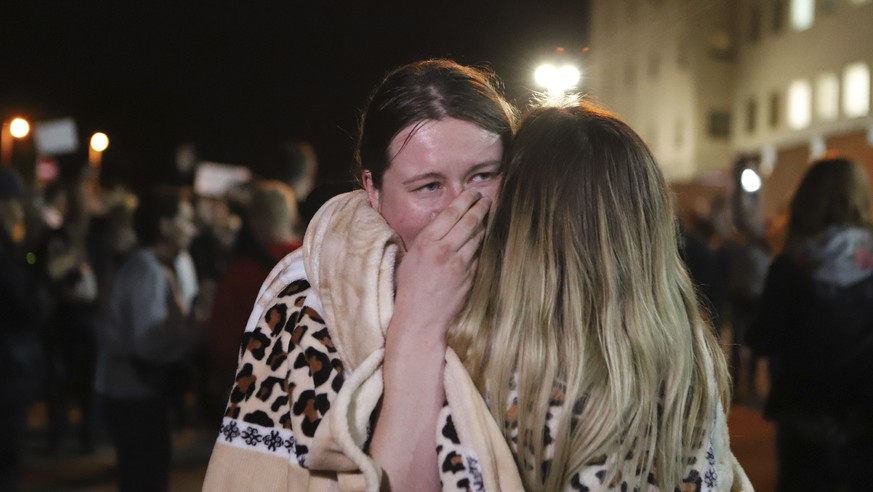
{"left": 391, "top": 189, "right": 491, "bottom": 345}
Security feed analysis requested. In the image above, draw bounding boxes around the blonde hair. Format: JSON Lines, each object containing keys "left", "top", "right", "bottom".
{"left": 448, "top": 103, "right": 730, "bottom": 490}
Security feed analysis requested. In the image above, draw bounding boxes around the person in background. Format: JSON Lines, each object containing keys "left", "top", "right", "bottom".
{"left": 748, "top": 157, "right": 873, "bottom": 492}
{"left": 206, "top": 180, "right": 302, "bottom": 419}
{"left": 0, "top": 168, "right": 52, "bottom": 492}
{"left": 679, "top": 202, "right": 731, "bottom": 335}
{"left": 300, "top": 181, "right": 357, "bottom": 230}
{"left": 94, "top": 186, "right": 200, "bottom": 492}
{"left": 36, "top": 180, "right": 100, "bottom": 454}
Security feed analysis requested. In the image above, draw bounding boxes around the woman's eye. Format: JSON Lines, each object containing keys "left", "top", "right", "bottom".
{"left": 471, "top": 172, "right": 497, "bottom": 182}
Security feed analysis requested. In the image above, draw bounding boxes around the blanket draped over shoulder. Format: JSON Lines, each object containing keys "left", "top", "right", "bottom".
{"left": 298, "top": 190, "right": 524, "bottom": 491}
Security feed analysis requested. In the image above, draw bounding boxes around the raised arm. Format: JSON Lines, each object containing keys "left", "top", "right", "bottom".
{"left": 370, "top": 190, "right": 490, "bottom": 491}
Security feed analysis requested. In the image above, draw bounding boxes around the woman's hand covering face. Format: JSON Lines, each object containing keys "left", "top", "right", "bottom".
{"left": 391, "top": 189, "right": 491, "bottom": 345}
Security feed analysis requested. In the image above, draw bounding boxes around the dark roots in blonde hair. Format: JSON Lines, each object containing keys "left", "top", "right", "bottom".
{"left": 450, "top": 101, "right": 730, "bottom": 491}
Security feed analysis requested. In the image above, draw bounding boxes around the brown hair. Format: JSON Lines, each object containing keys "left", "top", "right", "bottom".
{"left": 787, "top": 157, "right": 873, "bottom": 247}
{"left": 354, "top": 59, "right": 515, "bottom": 188}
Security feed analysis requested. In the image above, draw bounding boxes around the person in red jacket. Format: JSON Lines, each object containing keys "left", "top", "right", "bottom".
{"left": 206, "top": 180, "right": 302, "bottom": 403}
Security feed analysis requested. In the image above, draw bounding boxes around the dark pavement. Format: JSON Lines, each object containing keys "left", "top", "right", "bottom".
{"left": 20, "top": 363, "right": 777, "bottom": 491}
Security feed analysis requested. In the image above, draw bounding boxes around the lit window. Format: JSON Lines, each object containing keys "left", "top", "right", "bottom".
{"left": 791, "top": 0, "right": 815, "bottom": 30}
{"left": 843, "top": 62, "right": 871, "bottom": 117}
{"left": 816, "top": 72, "right": 839, "bottom": 121}
{"left": 788, "top": 79, "right": 812, "bottom": 129}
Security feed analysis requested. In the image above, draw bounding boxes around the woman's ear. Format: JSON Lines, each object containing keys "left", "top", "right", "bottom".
{"left": 362, "top": 171, "right": 381, "bottom": 212}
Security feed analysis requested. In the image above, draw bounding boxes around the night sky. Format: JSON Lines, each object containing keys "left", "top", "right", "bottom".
{"left": 1, "top": 1, "right": 589, "bottom": 188}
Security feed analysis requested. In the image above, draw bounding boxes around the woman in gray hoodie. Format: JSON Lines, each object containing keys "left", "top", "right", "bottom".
{"left": 749, "top": 156, "right": 873, "bottom": 492}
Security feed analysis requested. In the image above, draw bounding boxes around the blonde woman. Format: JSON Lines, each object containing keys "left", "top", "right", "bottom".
{"left": 448, "top": 103, "right": 750, "bottom": 491}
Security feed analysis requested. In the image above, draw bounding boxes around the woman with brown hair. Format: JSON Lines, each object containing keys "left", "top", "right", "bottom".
{"left": 748, "top": 157, "right": 873, "bottom": 491}
{"left": 204, "top": 59, "right": 515, "bottom": 491}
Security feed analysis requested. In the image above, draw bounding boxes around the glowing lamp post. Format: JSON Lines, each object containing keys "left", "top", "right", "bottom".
{"left": 534, "top": 64, "right": 581, "bottom": 98}
{"left": 1, "top": 117, "right": 31, "bottom": 167}
{"left": 89, "top": 132, "right": 109, "bottom": 167}
{"left": 740, "top": 168, "right": 762, "bottom": 193}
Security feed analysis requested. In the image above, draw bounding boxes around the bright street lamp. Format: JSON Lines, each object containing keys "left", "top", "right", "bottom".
{"left": 534, "top": 63, "right": 581, "bottom": 94}
{"left": 740, "top": 168, "right": 762, "bottom": 193}
{"left": 1, "top": 116, "right": 31, "bottom": 167}
{"left": 9, "top": 118, "right": 30, "bottom": 138}
{"left": 90, "top": 132, "right": 109, "bottom": 152}
{"left": 88, "top": 131, "right": 109, "bottom": 167}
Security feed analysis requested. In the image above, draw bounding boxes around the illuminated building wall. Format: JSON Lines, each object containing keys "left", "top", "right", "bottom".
{"left": 587, "top": 0, "right": 873, "bottom": 202}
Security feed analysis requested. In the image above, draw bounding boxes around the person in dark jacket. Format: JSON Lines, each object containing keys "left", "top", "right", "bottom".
{"left": 0, "top": 169, "right": 52, "bottom": 491}
{"left": 748, "top": 156, "right": 873, "bottom": 492}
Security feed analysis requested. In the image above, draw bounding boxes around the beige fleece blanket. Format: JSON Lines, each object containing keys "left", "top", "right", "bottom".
{"left": 300, "top": 190, "right": 525, "bottom": 491}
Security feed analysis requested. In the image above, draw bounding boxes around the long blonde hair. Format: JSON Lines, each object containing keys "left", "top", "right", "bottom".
{"left": 448, "top": 103, "right": 730, "bottom": 490}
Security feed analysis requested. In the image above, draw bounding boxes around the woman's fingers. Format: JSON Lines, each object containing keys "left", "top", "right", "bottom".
{"left": 456, "top": 225, "right": 486, "bottom": 265}
{"left": 445, "top": 197, "right": 490, "bottom": 254}
{"left": 420, "top": 189, "right": 483, "bottom": 242}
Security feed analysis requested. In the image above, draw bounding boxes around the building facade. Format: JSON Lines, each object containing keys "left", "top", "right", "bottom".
{"left": 586, "top": 0, "right": 873, "bottom": 220}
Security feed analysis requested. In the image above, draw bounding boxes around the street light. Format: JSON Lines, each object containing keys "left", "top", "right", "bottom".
{"left": 9, "top": 118, "right": 30, "bottom": 138}
{"left": 89, "top": 132, "right": 109, "bottom": 167}
{"left": 534, "top": 63, "right": 581, "bottom": 95}
{"left": 740, "top": 168, "right": 762, "bottom": 193}
{"left": 1, "top": 116, "right": 31, "bottom": 167}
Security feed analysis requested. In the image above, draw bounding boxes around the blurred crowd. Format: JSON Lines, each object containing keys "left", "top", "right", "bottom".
{"left": 2, "top": 147, "right": 872, "bottom": 491}
{"left": 0, "top": 143, "right": 354, "bottom": 491}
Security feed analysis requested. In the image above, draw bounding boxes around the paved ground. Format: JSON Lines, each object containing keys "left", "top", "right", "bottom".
{"left": 729, "top": 404, "right": 776, "bottom": 491}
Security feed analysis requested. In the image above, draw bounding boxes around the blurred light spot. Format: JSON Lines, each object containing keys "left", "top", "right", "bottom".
{"left": 788, "top": 79, "right": 811, "bottom": 129}
{"left": 90, "top": 132, "right": 109, "bottom": 152}
{"left": 10, "top": 118, "right": 29, "bottom": 138}
{"left": 791, "top": 0, "right": 814, "bottom": 31}
{"left": 843, "top": 62, "right": 870, "bottom": 118}
{"left": 810, "top": 135, "right": 827, "bottom": 158}
{"left": 26, "top": 252, "right": 36, "bottom": 265}
{"left": 741, "top": 168, "right": 762, "bottom": 193}
{"left": 535, "top": 64, "right": 581, "bottom": 93}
